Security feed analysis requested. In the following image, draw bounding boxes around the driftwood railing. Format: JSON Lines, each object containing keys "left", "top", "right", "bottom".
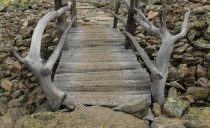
{"left": 12, "top": 1, "right": 77, "bottom": 111}
{"left": 112, "top": 0, "right": 190, "bottom": 104}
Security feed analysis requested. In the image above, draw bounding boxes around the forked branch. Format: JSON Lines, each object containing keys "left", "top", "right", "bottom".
{"left": 123, "top": 27, "right": 163, "bottom": 79}
{"left": 44, "top": 15, "right": 77, "bottom": 73}
{"left": 28, "top": 5, "right": 71, "bottom": 60}
{"left": 12, "top": 4, "right": 75, "bottom": 111}
{"left": 112, "top": 12, "right": 127, "bottom": 27}
{"left": 134, "top": 8, "right": 190, "bottom": 104}
{"left": 174, "top": 10, "right": 191, "bottom": 40}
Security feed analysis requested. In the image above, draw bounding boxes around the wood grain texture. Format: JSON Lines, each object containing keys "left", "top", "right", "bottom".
{"left": 54, "top": 25, "right": 152, "bottom": 107}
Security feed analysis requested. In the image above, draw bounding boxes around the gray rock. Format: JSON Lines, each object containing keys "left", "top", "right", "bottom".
{"left": 183, "top": 107, "right": 210, "bottom": 128}
{"left": 15, "top": 106, "right": 149, "bottom": 128}
{"left": 0, "top": 80, "right": 13, "bottom": 91}
{"left": 204, "top": 26, "right": 210, "bottom": 41}
{"left": 166, "top": 81, "right": 185, "bottom": 91}
{"left": 152, "top": 103, "right": 161, "bottom": 117}
{"left": 174, "top": 43, "right": 190, "bottom": 54}
{"left": 0, "top": 107, "right": 29, "bottom": 128}
{"left": 192, "top": 39, "right": 210, "bottom": 50}
{"left": 145, "top": 45, "right": 156, "bottom": 55}
{"left": 144, "top": 108, "right": 154, "bottom": 122}
{"left": 186, "top": 87, "right": 209, "bottom": 100}
{"left": 0, "top": 102, "right": 7, "bottom": 116}
{"left": 113, "top": 99, "right": 150, "bottom": 119}
{"left": 168, "top": 87, "right": 178, "bottom": 97}
{"left": 19, "top": 27, "right": 33, "bottom": 39}
{"left": 196, "top": 77, "right": 210, "bottom": 88}
{"left": 163, "top": 97, "right": 190, "bottom": 118}
{"left": 151, "top": 116, "right": 186, "bottom": 128}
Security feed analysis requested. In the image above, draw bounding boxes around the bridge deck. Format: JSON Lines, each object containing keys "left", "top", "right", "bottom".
{"left": 53, "top": 25, "right": 152, "bottom": 107}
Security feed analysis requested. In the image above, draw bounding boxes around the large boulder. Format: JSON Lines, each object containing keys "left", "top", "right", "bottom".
{"left": 151, "top": 116, "right": 187, "bottom": 128}
{"left": 163, "top": 97, "right": 190, "bottom": 118}
{"left": 183, "top": 107, "right": 210, "bottom": 128}
{"left": 15, "top": 106, "right": 149, "bottom": 128}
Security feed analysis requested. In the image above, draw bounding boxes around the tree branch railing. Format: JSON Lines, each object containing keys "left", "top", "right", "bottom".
{"left": 12, "top": 2, "right": 78, "bottom": 111}
{"left": 112, "top": 1, "right": 190, "bottom": 104}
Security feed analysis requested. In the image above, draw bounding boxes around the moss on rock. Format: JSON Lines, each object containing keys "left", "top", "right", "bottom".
{"left": 163, "top": 97, "right": 190, "bottom": 118}
{"left": 15, "top": 106, "right": 149, "bottom": 128}
{"left": 183, "top": 107, "right": 210, "bottom": 128}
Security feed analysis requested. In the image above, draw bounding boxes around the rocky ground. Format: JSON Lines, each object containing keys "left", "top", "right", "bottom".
{"left": 0, "top": 0, "right": 210, "bottom": 128}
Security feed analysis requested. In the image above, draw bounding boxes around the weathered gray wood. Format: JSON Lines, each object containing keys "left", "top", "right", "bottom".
{"left": 71, "top": 0, "right": 77, "bottom": 27}
{"left": 12, "top": 4, "right": 73, "bottom": 111}
{"left": 113, "top": 0, "right": 121, "bottom": 28}
{"left": 54, "top": 70, "right": 149, "bottom": 81}
{"left": 63, "top": 49, "right": 133, "bottom": 53}
{"left": 125, "top": 0, "right": 138, "bottom": 49}
{"left": 58, "top": 62, "right": 141, "bottom": 66}
{"left": 63, "top": 93, "right": 151, "bottom": 107}
{"left": 56, "top": 63, "right": 142, "bottom": 73}
{"left": 54, "top": 0, "right": 66, "bottom": 40}
{"left": 134, "top": 9, "right": 191, "bottom": 104}
{"left": 61, "top": 52, "right": 134, "bottom": 58}
{"left": 60, "top": 57, "right": 137, "bottom": 62}
{"left": 61, "top": 54, "right": 136, "bottom": 60}
{"left": 55, "top": 84, "right": 151, "bottom": 92}
{"left": 123, "top": 28, "right": 163, "bottom": 79}
{"left": 67, "top": 43, "right": 125, "bottom": 48}
{"left": 53, "top": 80, "right": 152, "bottom": 86}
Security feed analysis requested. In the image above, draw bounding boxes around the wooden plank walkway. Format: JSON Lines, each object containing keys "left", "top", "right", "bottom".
{"left": 53, "top": 25, "right": 152, "bottom": 107}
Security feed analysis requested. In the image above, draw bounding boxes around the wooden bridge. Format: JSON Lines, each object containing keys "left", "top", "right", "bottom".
{"left": 12, "top": 0, "right": 190, "bottom": 111}
{"left": 53, "top": 25, "right": 152, "bottom": 107}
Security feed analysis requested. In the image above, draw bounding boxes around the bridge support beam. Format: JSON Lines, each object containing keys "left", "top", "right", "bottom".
{"left": 125, "top": 0, "right": 138, "bottom": 49}
{"left": 71, "top": 0, "right": 77, "bottom": 28}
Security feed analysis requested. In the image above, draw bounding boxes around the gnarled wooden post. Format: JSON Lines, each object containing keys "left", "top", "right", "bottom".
{"left": 54, "top": 0, "right": 66, "bottom": 38}
{"left": 112, "top": 7, "right": 190, "bottom": 104}
{"left": 71, "top": 0, "right": 77, "bottom": 28}
{"left": 134, "top": 9, "right": 190, "bottom": 104}
{"left": 113, "top": 0, "right": 121, "bottom": 28}
{"left": 125, "top": 0, "right": 138, "bottom": 49}
{"left": 12, "top": 4, "right": 78, "bottom": 111}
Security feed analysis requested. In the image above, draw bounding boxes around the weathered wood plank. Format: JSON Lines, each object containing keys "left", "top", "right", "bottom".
{"left": 59, "top": 57, "right": 137, "bottom": 62}
{"left": 55, "top": 69, "right": 146, "bottom": 75}
{"left": 61, "top": 52, "right": 134, "bottom": 58}
{"left": 63, "top": 93, "right": 151, "bottom": 107}
{"left": 63, "top": 49, "right": 133, "bottom": 53}
{"left": 54, "top": 72, "right": 149, "bottom": 81}
{"left": 55, "top": 84, "right": 152, "bottom": 92}
{"left": 58, "top": 62, "right": 141, "bottom": 67}
{"left": 56, "top": 63, "right": 142, "bottom": 73}
{"left": 53, "top": 80, "right": 152, "bottom": 86}
{"left": 60, "top": 54, "right": 137, "bottom": 60}
{"left": 68, "top": 42, "right": 125, "bottom": 48}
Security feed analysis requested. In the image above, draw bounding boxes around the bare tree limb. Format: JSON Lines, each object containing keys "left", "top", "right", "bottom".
{"left": 43, "top": 15, "right": 77, "bottom": 73}
{"left": 134, "top": 15, "right": 160, "bottom": 36}
{"left": 134, "top": 8, "right": 153, "bottom": 26}
{"left": 122, "top": 0, "right": 130, "bottom": 10}
{"left": 122, "top": 27, "right": 163, "bottom": 79}
{"left": 112, "top": 12, "right": 127, "bottom": 27}
{"left": 173, "top": 10, "right": 191, "bottom": 41}
{"left": 12, "top": 4, "right": 73, "bottom": 111}
{"left": 11, "top": 50, "right": 27, "bottom": 65}
{"left": 159, "top": 9, "right": 167, "bottom": 29}
{"left": 113, "top": 0, "right": 121, "bottom": 28}
{"left": 28, "top": 5, "right": 71, "bottom": 60}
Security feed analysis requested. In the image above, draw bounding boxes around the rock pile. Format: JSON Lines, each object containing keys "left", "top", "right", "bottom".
{"left": 0, "top": 1, "right": 57, "bottom": 125}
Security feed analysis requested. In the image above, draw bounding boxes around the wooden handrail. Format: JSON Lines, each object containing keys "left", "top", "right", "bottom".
{"left": 113, "top": 4, "right": 190, "bottom": 104}
{"left": 54, "top": 0, "right": 77, "bottom": 50}
{"left": 112, "top": 0, "right": 138, "bottom": 49}
{"left": 12, "top": 3, "right": 78, "bottom": 111}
